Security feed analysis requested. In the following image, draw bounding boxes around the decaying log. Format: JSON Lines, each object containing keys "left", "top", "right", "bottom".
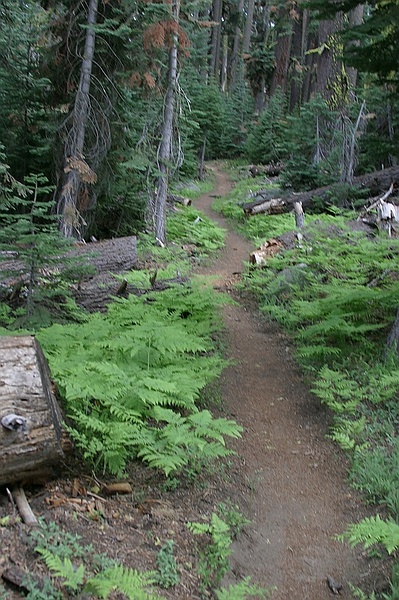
{"left": 0, "top": 336, "right": 69, "bottom": 486}
{"left": 243, "top": 166, "right": 399, "bottom": 217}
{"left": 282, "top": 166, "right": 399, "bottom": 210}
{"left": 250, "top": 238, "right": 284, "bottom": 266}
{"left": 243, "top": 196, "right": 286, "bottom": 216}
{"left": 167, "top": 194, "right": 192, "bottom": 206}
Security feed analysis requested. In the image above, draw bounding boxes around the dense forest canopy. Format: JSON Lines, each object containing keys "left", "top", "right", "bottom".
{"left": 0, "top": 0, "right": 398, "bottom": 240}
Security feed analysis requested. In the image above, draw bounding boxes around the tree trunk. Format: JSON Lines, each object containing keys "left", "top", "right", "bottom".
{"left": 346, "top": 5, "right": 364, "bottom": 90}
{"left": 57, "top": 0, "right": 98, "bottom": 238}
{"left": 154, "top": 0, "right": 179, "bottom": 245}
{"left": 230, "top": 0, "right": 244, "bottom": 90}
{"left": 243, "top": 0, "right": 255, "bottom": 54}
{"left": 311, "top": 14, "right": 345, "bottom": 107}
{"left": 210, "top": 0, "right": 222, "bottom": 79}
{"left": 269, "top": 6, "right": 293, "bottom": 96}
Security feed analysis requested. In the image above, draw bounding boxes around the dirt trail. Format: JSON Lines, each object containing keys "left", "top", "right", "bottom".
{"left": 194, "top": 164, "right": 371, "bottom": 599}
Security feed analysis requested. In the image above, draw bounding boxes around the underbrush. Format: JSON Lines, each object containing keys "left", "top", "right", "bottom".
{"left": 215, "top": 164, "right": 399, "bottom": 599}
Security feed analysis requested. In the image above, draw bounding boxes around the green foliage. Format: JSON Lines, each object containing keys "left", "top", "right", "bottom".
{"left": 188, "top": 513, "right": 232, "bottom": 591}
{"left": 187, "top": 505, "right": 252, "bottom": 594}
{"left": 31, "top": 520, "right": 161, "bottom": 600}
{"left": 22, "top": 576, "right": 62, "bottom": 600}
{"left": 382, "top": 563, "right": 399, "bottom": 600}
{"left": 339, "top": 515, "right": 399, "bottom": 555}
{"left": 36, "top": 549, "right": 85, "bottom": 592}
{"left": 167, "top": 206, "right": 226, "bottom": 255}
{"left": 215, "top": 577, "right": 272, "bottom": 600}
{"left": 155, "top": 540, "right": 179, "bottom": 588}
{"left": 245, "top": 90, "right": 288, "bottom": 165}
{"left": 279, "top": 96, "right": 342, "bottom": 191}
{"left": 0, "top": 172, "right": 89, "bottom": 328}
{"left": 350, "top": 439, "right": 399, "bottom": 519}
{"left": 38, "top": 281, "right": 242, "bottom": 476}
{"left": 217, "top": 502, "right": 250, "bottom": 539}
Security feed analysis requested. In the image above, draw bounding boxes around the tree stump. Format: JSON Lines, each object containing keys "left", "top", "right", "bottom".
{"left": 0, "top": 335, "right": 68, "bottom": 486}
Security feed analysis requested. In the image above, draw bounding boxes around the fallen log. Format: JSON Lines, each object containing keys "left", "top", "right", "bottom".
{"left": 243, "top": 166, "right": 399, "bottom": 216}
{"left": 167, "top": 194, "right": 192, "bottom": 206}
{"left": 283, "top": 165, "right": 399, "bottom": 209}
{"left": 0, "top": 336, "right": 70, "bottom": 486}
{"left": 242, "top": 196, "right": 286, "bottom": 216}
{"left": 250, "top": 238, "right": 285, "bottom": 266}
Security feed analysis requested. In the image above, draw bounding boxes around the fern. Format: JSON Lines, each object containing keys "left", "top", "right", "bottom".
{"left": 36, "top": 549, "right": 85, "bottom": 591}
{"left": 339, "top": 515, "right": 399, "bottom": 555}
{"left": 38, "top": 282, "right": 241, "bottom": 475}
{"left": 85, "top": 564, "right": 159, "bottom": 599}
{"left": 167, "top": 206, "right": 226, "bottom": 253}
{"left": 215, "top": 577, "right": 272, "bottom": 599}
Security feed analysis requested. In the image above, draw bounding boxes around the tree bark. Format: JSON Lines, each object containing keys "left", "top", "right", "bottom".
{"left": 57, "top": 0, "right": 99, "bottom": 238}
{"left": 210, "top": 0, "right": 222, "bottom": 78}
{"left": 154, "top": 0, "right": 179, "bottom": 245}
{"left": 230, "top": 0, "right": 244, "bottom": 90}
{"left": 0, "top": 336, "right": 68, "bottom": 486}
{"left": 243, "top": 0, "right": 255, "bottom": 54}
{"left": 269, "top": 6, "right": 293, "bottom": 97}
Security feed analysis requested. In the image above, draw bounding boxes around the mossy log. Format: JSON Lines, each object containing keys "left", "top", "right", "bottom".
{"left": 0, "top": 336, "right": 69, "bottom": 486}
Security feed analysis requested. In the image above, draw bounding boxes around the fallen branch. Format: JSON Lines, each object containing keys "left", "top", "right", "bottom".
{"left": 12, "top": 486, "right": 38, "bottom": 526}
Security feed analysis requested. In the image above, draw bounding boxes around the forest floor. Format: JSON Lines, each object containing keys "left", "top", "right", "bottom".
{"left": 0, "top": 164, "right": 385, "bottom": 599}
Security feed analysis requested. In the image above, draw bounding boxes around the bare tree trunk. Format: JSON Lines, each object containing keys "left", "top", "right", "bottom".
{"left": 243, "top": 0, "right": 255, "bottom": 54}
{"left": 153, "top": 0, "right": 179, "bottom": 245}
{"left": 230, "top": 0, "right": 244, "bottom": 90}
{"left": 210, "top": 0, "right": 222, "bottom": 79}
{"left": 57, "top": 0, "right": 98, "bottom": 238}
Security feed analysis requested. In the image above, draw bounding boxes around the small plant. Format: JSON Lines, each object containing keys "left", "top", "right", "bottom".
{"left": 188, "top": 512, "right": 233, "bottom": 593}
{"left": 338, "top": 514, "right": 399, "bottom": 555}
{"left": 30, "top": 521, "right": 162, "bottom": 599}
{"left": 382, "top": 563, "right": 399, "bottom": 600}
{"left": 0, "top": 172, "right": 90, "bottom": 328}
{"left": 215, "top": 577, "right": 273, "bottom": 599}
{"left": 22, "top": 576, "right": 62, "bottom": 600}
{"left": 348, "top": 583, "right": 377, "bottom": 600}
{"left": 218, "top": 502, "right": 250, "bottom": 538}
{"left": 155, "top": 540, "right": 180, "bottom": 588}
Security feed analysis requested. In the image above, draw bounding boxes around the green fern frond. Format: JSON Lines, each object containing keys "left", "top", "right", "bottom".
{"left": 85, "top": 564, "right": 159, "bottom": 599}
{"left": 339, "top": 515, "right": 399, "bottom": 555}
{"left": 36, "top": 548, "right": 85, "bottom": 591}
{"left": 215, "top": 577, "right": 272, "bottom": 599}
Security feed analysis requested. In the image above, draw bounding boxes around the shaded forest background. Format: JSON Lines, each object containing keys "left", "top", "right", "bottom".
{"left": 1, "top": 0, "right": 398, "bottom": 243}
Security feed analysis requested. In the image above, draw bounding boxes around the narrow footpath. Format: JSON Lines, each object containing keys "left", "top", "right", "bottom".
{"left": 194, "top": 164, "right": 372, "bottom": 599}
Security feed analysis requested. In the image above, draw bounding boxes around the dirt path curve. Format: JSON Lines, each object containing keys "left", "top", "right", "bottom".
{"left": 194, "top": 164, "right": 370, "bottom": 599}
